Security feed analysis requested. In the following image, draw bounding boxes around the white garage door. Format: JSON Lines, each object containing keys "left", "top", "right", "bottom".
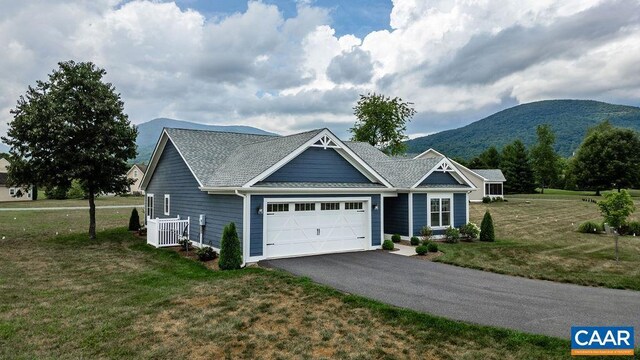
{"left": 265, "top": 199, "right": 369, "bottom": 259}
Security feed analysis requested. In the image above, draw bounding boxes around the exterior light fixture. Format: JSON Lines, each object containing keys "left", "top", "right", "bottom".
{"left": 373, "top": 204, "right": 379, "bottom": 211}
{"left": 257, "top": 206, "right": 263, "bottom": 215}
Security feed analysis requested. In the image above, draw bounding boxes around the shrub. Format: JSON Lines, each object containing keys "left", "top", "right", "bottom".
{"left": 482, "top": 196, "right": 491, "bottom": 203}
{"left": 196, "top": 246, "right": 217, "bottom": 261}
{"left": 460, "top": 222, "right": 480, "bottom": 239}
{"left": 415, "top": 245, "right": 428, "bottom": 255}
{"left": 480, "top": 211, "right": 495, "bottom": 242}
{"left": 410, "top": 236, "right": 420, "bottom": 246}
{"left": 44, "top": 185, "right": 69, "bottom": 200}
{"left": 382, "top": 239, "right": 395, "bottom": 250}
{"left": 627, "top": 221, "right": 640, "bottom": 236}
{"left": 178, "top": 236, "right": 191, "bottom": 251}
{"left": 421, "top": 238, "right": 431, "bottom": 246}
{"left": 577, "top": 221, "right": 602, "bottom": 234}
{"left": 420, "top": 226, "right": 432, "bottom": 241}
{"left": 219, "top": 222, "right": 242, "bottom": 270}
{"left": 427, "top": 242, "right": 438, "bottom": 252}
{"left": 66, "top": 180, "right": 86, "bottom": 199}
{"left": 391, "top": 234, "right": 401, "bottom": 243}
{"left": 444, "top": 226, "right": 460, "bottom": 243}
{"left": 491, "top": 197, "right": 504, "bottom": 203}
{"left": 128, "top": 208, "right": 141, "bottom": 231}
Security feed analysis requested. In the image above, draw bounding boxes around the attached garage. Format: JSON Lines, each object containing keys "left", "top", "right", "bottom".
{"left": 263, "top": 198, "right": 370, "bottom": 259}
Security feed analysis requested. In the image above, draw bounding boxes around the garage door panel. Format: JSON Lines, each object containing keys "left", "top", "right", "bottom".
{"left": 265, "top": 199, "right": 369, "bottom": 259}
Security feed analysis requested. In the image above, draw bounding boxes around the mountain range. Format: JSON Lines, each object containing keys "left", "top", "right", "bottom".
{"left": 405, "top": 100, "right": 640, "bottom": 159}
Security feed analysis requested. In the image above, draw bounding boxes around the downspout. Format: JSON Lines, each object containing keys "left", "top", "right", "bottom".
{"left": 234, "top": 190, "right": 247, "bottom": 268}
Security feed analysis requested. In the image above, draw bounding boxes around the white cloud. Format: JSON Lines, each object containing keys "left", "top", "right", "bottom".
{"left": 1, "top": 0, "right": 639, "bottom": 147}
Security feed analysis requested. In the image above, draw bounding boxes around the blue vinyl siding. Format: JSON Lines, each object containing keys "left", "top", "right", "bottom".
{"left": 420, "top": 171, "right": 460, "bottom": 186}
{"left": 454, "top": 193, "right": 467, "bottom": 227}
{"left": 413, "top": 194, "right": 427, "bottom": 236}
{"left": 383, "top": 193, "right": 408, "bottom": 236}
{"left": 146, "top": 141, "right": 243, "bottom": 248}
{"left": 250, "top": 194, "right": 382, "bottom": 257}
{"left": 263, "top": 147, "right": 372, "bottom": 183}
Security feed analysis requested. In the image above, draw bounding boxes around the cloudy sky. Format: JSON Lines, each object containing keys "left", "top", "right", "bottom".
{"left": 1, "top": 0, "right": 639, "bottom": 142}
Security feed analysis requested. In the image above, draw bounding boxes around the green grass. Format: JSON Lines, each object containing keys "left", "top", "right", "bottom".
{"left": 436, "top": 198, "right": 640, "bottom": 290}
{"left": 0, "top": 209, "right": 587, "bottom": 359}
{"left": 0, "top": 195, "right": 144, "bottom": 208}
{"left": 508, "top": 188, "right": 640, "bottom": 199}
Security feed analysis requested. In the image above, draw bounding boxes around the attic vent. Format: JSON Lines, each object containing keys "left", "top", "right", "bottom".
{"left": 311, "top": 135, "right": 339, "bottom": 149}
{"left": 436, "top": 162, "right": 454, "bottom": 172}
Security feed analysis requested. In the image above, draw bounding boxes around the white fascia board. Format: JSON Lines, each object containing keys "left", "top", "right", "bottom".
{"left": 202, "top": 187, "right": 397, "bottom": 194}
{"left": 242, "top": 129, "right": 393, "bottom": 188}
{"left": 413, "top": 148, "right": 445, "bottom": 159}
{"left": 411, "top": 157, "right": 476, "bottom": 189}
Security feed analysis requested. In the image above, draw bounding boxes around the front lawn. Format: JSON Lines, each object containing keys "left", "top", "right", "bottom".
{"left": 436, "top": 198, "right": 640, "bottom": 290}
{"left": 0, "top": 195, "right": 143, "bottom": 208}
{"left": 0, "top": 209, "right": 575, "bottom": 359}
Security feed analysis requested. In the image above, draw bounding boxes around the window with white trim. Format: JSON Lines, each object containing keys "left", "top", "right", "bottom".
{"left": 267, "top": 203, "right": 289, "bottom": 213}
{"left": 344, "top": 202, "right": 363, "bottom": 210}
{"left": 9, "top": 188, "right": 15, "bottom": 196}
{"left": 146, "top": 194, "right": 154, "bottom": 219}
{"left": 321, "top": 202, "right": 340, "bottom": 211}
{"left": 429, "top": 197, "right": 451, "bottom": 228}
{"left": 294, "top": 203, "right": 315, "bottom": 211}
{"left": 485, "top": 183, "right": 503, "bottom": 196}
{"left": 164, "top": 194, "right": 170, "bottom": 215}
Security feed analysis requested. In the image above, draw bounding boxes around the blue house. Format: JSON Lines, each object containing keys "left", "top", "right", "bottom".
{"left": 141, "top": 128, "right": 475, "bottom": 264}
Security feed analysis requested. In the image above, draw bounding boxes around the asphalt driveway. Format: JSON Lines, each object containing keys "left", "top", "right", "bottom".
{"left": 261, "top": 251, "right": 640, "bottom": 341}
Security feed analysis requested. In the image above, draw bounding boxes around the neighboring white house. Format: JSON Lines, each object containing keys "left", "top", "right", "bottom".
{"left": 126, "top": 164, "right": 147, "bottom": 195}
{"left": 0, "top": 158, "right": 34, "bottom": 202}
{"left": 414, "top": 148, "right": 506, "bottom": 202}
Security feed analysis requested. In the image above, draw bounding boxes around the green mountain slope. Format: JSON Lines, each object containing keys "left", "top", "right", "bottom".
{"left": 133, "top": 118, "right": 276, "bottom": 164}
{"left": 406, "top": 100, "right": 640, "bottom": 159}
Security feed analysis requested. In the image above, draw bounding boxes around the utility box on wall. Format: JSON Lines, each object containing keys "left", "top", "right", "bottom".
{"left": 199, "top": 214, "right": 206, "bottom": 226}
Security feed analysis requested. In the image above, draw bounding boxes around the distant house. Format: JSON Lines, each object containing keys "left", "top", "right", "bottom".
{"left": 126, "top": 164, "right": 147, "bottom": 195}
{"left": 0, "top": 158, "right": 34, "bottom": 202}
{"left": 141, "top": 128, "right": 476, "bottom": 263}
{"left": 413, "top": 149, "right": 506, "bottom": 202}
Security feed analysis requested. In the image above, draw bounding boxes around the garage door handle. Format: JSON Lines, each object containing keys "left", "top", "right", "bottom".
{"left": 317, "top": 229, "right": 320, "bottom": 235}
{"left": 357, "top": 236, "right": 365, "bottom": 239}
{"left": 266, "top": 243, "right": 274, "bottom": 246}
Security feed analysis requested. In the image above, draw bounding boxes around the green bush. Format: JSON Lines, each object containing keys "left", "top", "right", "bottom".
{"left": 421, "top": 238, "right": 430, "bottom": 246}
{"left": 382, "top": 239, "right": 395, "bottom": 250}
{"left": 219, "top": 222, "right": 242, "bottom": 270}
{"left": 444, "top": 226, "right": 460, "bottom": 243}
{"left": 420, "top": 226, "right": 432, "bottom": 241}
{"left": 626, "top": 221, "right": 640, "bottom": 236}
{"left": 44, "top": 185, "right": 69, "bottom": 200}
{"left": 128, "top": 208, "right": 140, "bottom": 231}
{"left": 410, "top": 236, "right": 420, "bottom": 246}
{"left": 460, "top": 222, "right": 480, "bottom": 239}
{"left": 415, "top": 245, "right": 428, "bottom": 255}
{"left": 577, "top": 221, "right": 602, "bottom": 234}
{"left": 480, "top": 211, "right": 495, "bottom": 242}
{"left": 196, "top": 246, "right": 217, "bottom": 261}
{"left": 482, "top": 196, "right": 491, "bottom": 203}
{"left": 427, "top": 242, "right": 438, "bottom": 252}
{"left": 391, "top": 234, "right": 401, "bottom": 243}
{"left": 66, "top": 180, "right": 86, "bottom": 199}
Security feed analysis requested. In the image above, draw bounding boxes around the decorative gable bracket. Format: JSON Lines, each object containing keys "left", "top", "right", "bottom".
{"left": 311, "top": 135, "right": 339, "bottom": 149}
{"left": 435, "top": 162, "right": 455, "bottom": 172}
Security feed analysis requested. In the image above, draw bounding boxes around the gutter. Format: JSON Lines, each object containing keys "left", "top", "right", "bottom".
{"left": 234, "top": 189, "right": 247, "bottom": 268}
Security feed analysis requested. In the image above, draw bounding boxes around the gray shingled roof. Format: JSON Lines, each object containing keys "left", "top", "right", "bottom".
{"left": 160, "top": 128, "right": 470, "bottom": 189}
{"left": 471, "top": 169, "right": 506, "bottom": 182}
{"left": 254, "top": 182, "right": 387, "bottom": 188}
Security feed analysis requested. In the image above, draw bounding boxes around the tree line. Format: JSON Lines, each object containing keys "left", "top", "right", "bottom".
{"left": 457, "top": 121, "right": 640, "bottom": 195}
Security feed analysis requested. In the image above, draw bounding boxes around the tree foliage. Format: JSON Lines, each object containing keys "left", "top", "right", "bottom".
{"left": 350, "top": 93, "right": 416, "bottom": 155}
{"left": 572, "top": 121, "right": 640, "bottom": 194}
{"left": 530, "top": 124, "right": 560, "bottom": 193}
{"left": 219, "top": 222, "right": 242, "bottom": 270}
{"left": 598, "top": 190, "right": 635, "bottom": 231}
{"left": 2, "top": 61, "right": 137, "bottom": 239}
{"left": 501, "top": 139, "right": 535, "bottom": 194}
{"left": 468, "top": 146, "right": 501, "bottom": 169}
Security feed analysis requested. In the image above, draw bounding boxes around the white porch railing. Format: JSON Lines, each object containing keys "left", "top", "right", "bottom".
{"left": 147, "top": 217, "right": 190, "bottom": 248}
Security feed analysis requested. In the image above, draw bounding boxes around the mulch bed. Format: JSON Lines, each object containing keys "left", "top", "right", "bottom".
{"left": 412, "top": 251, "right": 444, "bottom": 261}
{"left": 167, "top": 246, "right": 220, "bottom": 270}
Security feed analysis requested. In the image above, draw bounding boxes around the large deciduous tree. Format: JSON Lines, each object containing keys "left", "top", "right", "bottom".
{"left": 2, "top": 61, "right": 137, "bottom": 239}
{"left": 572, "top": 121, "right": 640, "bottom": 195}
{"left": 530, "top": 124, "right": 560, "bottom": 193}
{"left": 501, "top": 139, "right": 535, "bottom": 194}
{"left": 350, "top": 93, "right": 416, "bottom": 155}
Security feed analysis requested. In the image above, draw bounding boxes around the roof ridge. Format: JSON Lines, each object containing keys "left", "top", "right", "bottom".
{"left": 163, "top": 127, "right": 278, "bottom": 137}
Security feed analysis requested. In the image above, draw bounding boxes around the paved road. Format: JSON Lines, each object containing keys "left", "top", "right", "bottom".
{"left": 0, "top": 205, "right": 143, "bottom": 211}
{"left": 261, "top": 251, "right": 640, "bottom": 341}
